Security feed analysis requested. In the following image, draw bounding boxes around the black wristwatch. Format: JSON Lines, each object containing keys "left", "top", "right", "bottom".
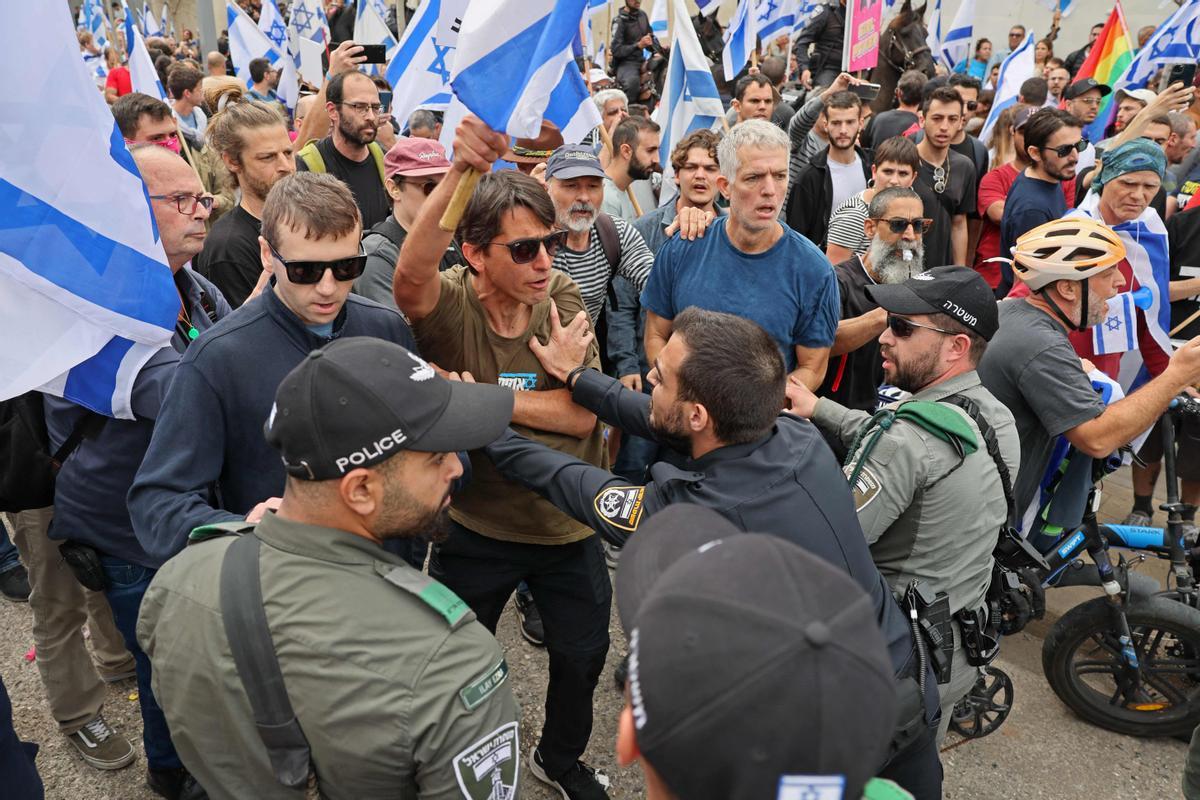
{"left": 566, "top": 365, "right": 590, "bottom": 391}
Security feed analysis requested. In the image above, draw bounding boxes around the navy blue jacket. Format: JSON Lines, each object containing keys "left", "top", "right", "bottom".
{"left": 46, "top": 268, "right": 231, "bottom": 567}
{"left": 485, "top": 369, "right": 919, "bottom": 680}
{"left": 127, "top": 285, "right": 416, "bottom": 566}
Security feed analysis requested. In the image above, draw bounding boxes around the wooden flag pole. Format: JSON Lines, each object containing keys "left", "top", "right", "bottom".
{"left": 1172, "top": 306, "right": 1200, "bottom": 338}
{"left": 439, "top": 168, "right": 482, "bottom": 232}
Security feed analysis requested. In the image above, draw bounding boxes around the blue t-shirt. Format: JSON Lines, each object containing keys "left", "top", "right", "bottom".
{"left": 640, "top": 217, "right": 839, "bottom": 371}
{"left": 999, "top": 173, "right": 1067, "bottom": 294}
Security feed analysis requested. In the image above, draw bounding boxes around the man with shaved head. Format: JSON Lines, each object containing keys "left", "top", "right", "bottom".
{"left": 43, "top": 145, "right": 230, "bottom": 800}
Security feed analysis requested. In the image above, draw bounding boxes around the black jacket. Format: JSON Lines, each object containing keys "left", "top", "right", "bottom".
{"left": 484, "top": 369, "right": 921, "bottom": 682}
{"left": 611, "top": 7, "right": 657, "bottom": 66}
{"left": 785, "top": 144, "right": 872, "bottom": 249}
{"left": 793, "top": 2, "right": 845, "bottom": 75}
{"left": 1064, "top": 44, "right": 1090, "bottom": 78}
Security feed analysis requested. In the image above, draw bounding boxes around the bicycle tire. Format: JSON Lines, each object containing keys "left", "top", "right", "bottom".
{"left": 1042, "top": 595, "right": 1200, "bottom": 738}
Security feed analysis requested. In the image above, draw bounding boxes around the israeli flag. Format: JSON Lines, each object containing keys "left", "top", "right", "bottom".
{"left": 226, "top": 1, "right": 299, "bottom": 110}
{"left": 925, "top": 0, "right": 944, "bottom": 69}
{"left": 940, "top": 0, "right": 974, "bottom": 70}
{"left": 655, "top": 0, "right": 724, "bottom": 205}
{"left": 777, "top": 776, "right": 846, "bottom": 800}
{"left": 122, "top": 0, "right": 166, "bottom": 100}
{"left": 258, "top": 0, "right": 290, "bottom": 55}
{"left": 0, "top": 3, "right": 177, "bottom": 419}
{"left": 142, "top": 0, "right": 162, "bottom": 37}
{"left": 696, "top": 0, "right": 723, "bottom": 17}
{"left": 289, "top": 0, "right": 330, "bottom": 46}
{"left": 650, "top": 0, "right": 670, "bottom": 44}
{"left": 587, "top": 0, "right": 610, "bottom": 18}
{"left": 387, "top": 0, "right": 455, "bottom": 128}
{"left": 1113, "top": 1, "right": 1200, "bottom": 97}
{"left": 757, "top": 0, "right": 797, "bottom": 41}
{"left": 450, "top": 0, "right": 602, "bottom": 144}
{"left": 723, "top": 0, "right": 758, "bottom": 81}
{"left": 979, "top": 33, "right": 1035, "bottom": 145}
{"left": 160, "top": 2, "right": 171, "bottom": 40}
{"left": 1093, "top": 292, "right": 1138, "bottom": 355}
{"left": 83, "top": 0, "right": 109, "bottom": 49}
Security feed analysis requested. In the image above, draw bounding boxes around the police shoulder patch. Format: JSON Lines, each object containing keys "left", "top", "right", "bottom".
{"left": 843, "top": 464, "right": 883, "bottom": 512}
{"left": 593, "top": 485, "right": 646, "bottom": 532}
{"left": 187, "top": 521, "right": 254, "bottom": 545}
{"left": 459, "top": 658, "right": 509, "bottom": 711}
{"left": 452, "top": 721, "right": 520, "bottom": 800}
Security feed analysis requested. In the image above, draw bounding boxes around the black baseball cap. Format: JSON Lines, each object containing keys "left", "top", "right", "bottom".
{"left": 1065, "top": 77, "right": 1112, "bottom": 100}
{"left": 264, "top": 338, "right": 514, "bottom": 480}
{"left": 615, "top": 506, "right": 898, "bottom": 800}
{"left": 545, "top": 144, "right": 607, "bottom": 180}
{"left": 866, "top": 264, "right": 999, "bottom": 340}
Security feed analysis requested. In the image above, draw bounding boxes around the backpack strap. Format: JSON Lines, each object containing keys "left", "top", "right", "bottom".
{"left": 365, "top": 214, "right": 406, "bottom": 250}
{"left": 594, "top": 212, "right": 622, "bottom": 311}
{"left": 296, "top": 139, "right": 325, "bottom": 173}
{"left": 367, "top": 141, "right": 387, "bottom": 185}
{"left": 939, "top": 395, "right": 1017, "bottom": 531}
{"left": 50, "top": 412, "right": 106, "bottom": 470}
{"left": 218, "top": 533, "right": 312, "bottom": 790}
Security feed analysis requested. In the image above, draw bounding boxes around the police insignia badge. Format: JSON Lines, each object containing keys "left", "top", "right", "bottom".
{"left": 843, "top": 464, "right": 882, "bottom": 512}
{"left": 453, "top": 721, "right": 520, "bottom": 800}
{"left": 593, "top": 486, "right": 646, "bottom": 531}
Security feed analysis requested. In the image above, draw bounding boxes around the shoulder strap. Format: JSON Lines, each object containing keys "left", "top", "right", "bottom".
{"left": 940, "top": 395, "right": 1018, "bottom": 530}
{"left": 594, "top": 212, "right": 622, "bottom": 311}
{"left": 368, "top": 142, "right": 387, "bottom": 185}
{"left": 218, "top": 534, "right": 312, "bottom": 790}
{"left": 296, "top": 140, "right": 325, "bottom": 173}
{"left": 366, "top": 214, "right": 405, "bottom": 250}
{"left": 51, "top": 411, "right": 106, "bottom": 470}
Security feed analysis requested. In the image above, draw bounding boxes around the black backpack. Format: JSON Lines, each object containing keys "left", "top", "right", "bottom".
{"left": 0, "top": 393, "right": 103, "bottom": 513}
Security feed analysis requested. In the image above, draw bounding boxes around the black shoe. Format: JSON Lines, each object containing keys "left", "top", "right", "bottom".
{"left": 529, "top": 747, "right": 610, "bottom": 800}
{"left": 147, "top": 768, "right": 209, "bottom": 800}
{"left": 515, "top": 589, "right": 545, "bottom": 647}
{"left": 612, "top": 654, "right": 629, "bottom": 691}
{"left": 0, "top": 565, "right": 30, "bottom": 602}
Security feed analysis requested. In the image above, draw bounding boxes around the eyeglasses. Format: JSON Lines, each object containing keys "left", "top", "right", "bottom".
{"left": 487, "top": 231, "right": 568, "bottom": 264}
{"left": 887, "top": 314, "right": 956, "bottom": 338}
{"left": 148, "top": 193, "right": 215, "bottom": 215}
{"left": 1073, "top": 96, "right": 1102, "bottom": 107}
{"left": 266, "top": 240, "right": 368, "bottom": 284}
{"left": 873, "top": 217, "right": 933, "bottom": 235}
{"left": 398, "top": 177, "right": 441, "bottom": 196}
{"left": 1042, "top": 139, "right": 1087, "bottom": 158}
{"left": 339, "top": 101, "right": 383, "bottom": 115}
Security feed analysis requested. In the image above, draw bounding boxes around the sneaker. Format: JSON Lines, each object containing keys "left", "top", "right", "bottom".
{"left": 66, "top": 714, "right": 136, "bottom": 770}
{"left": 529, "top": 747, "right": 610, "bottom": 800}
{"left": 515, "top": 590, "right": 545, "bottom": 647}
{"left": 603, "top": 541, "right": 622, "bottom": 570}
{"left": 147, "top": 767, "right": 209, "bottom": 800}
{"left": 0, "top": 565, "right": 30, "bottom": 602}
{"left": 1122, "top": 510, "right": 1153, "bottom": 527}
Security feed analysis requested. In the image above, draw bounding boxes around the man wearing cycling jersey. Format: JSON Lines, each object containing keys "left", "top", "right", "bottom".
{"left": 977, "top": 217, "right": 1200, "bottom": 524}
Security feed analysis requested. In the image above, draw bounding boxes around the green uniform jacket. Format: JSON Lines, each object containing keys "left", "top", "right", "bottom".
{"left": 137, "top": 513, "right": 520, "bottom": 800}
{"left": 811, "top": 371, "right": 1021, "bottom": 616}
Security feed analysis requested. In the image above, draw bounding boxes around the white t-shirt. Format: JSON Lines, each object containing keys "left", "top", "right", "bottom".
{"left": 828, "top": 154, "right": 867, "bottom": 216}
{"left": 1076, "top": 141, "right": 1097, "bottom": 176}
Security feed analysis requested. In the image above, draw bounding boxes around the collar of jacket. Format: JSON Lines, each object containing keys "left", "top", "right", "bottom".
{"left": 254, "top": 510, "right": 407, "bottom": 569}
{"left": 689, "top": 429, "right": 775, "bottom": 471}
{"left": 907, "top": 370, "right": 984, "bottom": 404}
{"left": 263, "top": 277, "right": 350, "bottom": 350}
{"left": 811, "top": 144, "right": 870, "bottom": 172}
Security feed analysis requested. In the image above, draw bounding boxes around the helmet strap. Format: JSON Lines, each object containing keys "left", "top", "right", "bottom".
{"left": 1038, "top": 282, "right": 1090, "bottom": 333}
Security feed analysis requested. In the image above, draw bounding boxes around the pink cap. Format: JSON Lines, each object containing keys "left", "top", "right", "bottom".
{"left": 384, "top": 136, "right": 451, "bottom": 180}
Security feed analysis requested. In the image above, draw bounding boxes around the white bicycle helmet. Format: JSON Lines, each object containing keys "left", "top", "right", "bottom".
{"left": 1010, "top": 217, "right": 1126, "bottom": 291}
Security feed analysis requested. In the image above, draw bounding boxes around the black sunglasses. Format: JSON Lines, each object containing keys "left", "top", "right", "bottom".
{"left": 1043, "top": 139, "right": 1087, "bottom": 158}
{"left": 398, "top": 177, "right": 441, "bottom": 196}
{"left": 873, "top": 217, "right": 933, "bottom": 235}
{"left": 267, "top": 240, "right": 368, "bottom": 284}
{"left": 487, "top": 230, "right": 568, "bottom": 264}
{"left": 887, "top": 314, "right": 955, "bottom": 338}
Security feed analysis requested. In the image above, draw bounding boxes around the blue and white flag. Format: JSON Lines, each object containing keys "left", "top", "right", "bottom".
{"left": 357, "top": 0, "right": 398, "bottom": 76}
{"left": 142, "top": 0, "right": 162, "bottom": 37}
{"left": 979, "top": 33, "right": 1035, "bottom": 145}
{"left": 160, "top": 2, "right": 171, "bottom": 40}
{"left": 757, "top": 0, "right": 796, "bottom": 41}
{"left": 1093, "top": 291, "right": 1139, "bottom": 355}
{"left": 83, "top": 0, "right": 110, "bottom": 49}
{"left": 226, "top": 1, "right": 299, "bottom": 110}
{"left": 1036, "top": 0, "right": 1079, "bottom": 16}
{"left": 1112, "top": 0, "right": 1200, "bottom": 97}
{"left": 722, "top": 0, "right": 758, "bottom": 81}
{"left": 924, "top": 0, "right": 945, "bottom": 69}
{"left": 123, "top": 0, "right": 166, "bottom": 99}
{"left": 0, "top": 2, "right": 177, "bottom": 418}
{"left": 696, "top": 0, "right": 723, "bottom": 17}
{"left": 790, "top": 0, "right": 822, "bottom": 44}
{"left": 650, "top": 0, "right": 670, "bottom": 44}
{"left": 939, "top": 0, "right": 974, "bottom": 70}
{"left": 656, "top": 0, "right": 724, "bottom": 205}
{"left": 387, "top": 0, "right": 455, "bottom": 128}
{"left": 258, "top": 0, "right": 290, "bottom": 55}
{"left": 289, "top": 0, "right": 330, "bottom": 46}
{"left": 451, "top": 0, "right": 602, "bottom": 144}
{"left": 586, "top": 0, "right": 610, "bottom": 18}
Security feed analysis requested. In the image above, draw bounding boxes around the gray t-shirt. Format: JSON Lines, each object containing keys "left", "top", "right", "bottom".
{"left": 977, "top": 299, "right": 1105, "bottom": 516}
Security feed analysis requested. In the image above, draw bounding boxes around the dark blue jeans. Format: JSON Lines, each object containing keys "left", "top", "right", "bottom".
{"left": 100, "top": 556, "right": 182, "bottom": 770}
{"left": 0, "top": 524, "right": 21, "bottom": 574}
{"left": 0, "top": 674, "right": 43, "bottom": 799}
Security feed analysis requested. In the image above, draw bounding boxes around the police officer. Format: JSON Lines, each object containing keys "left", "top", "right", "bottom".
{"left": 788, "top": 265, "right": 1018, "bottom": 744}
{"left": 137, "top": 338, "right": 521, "bottom": 800}
{"left": 610, "top": 0, "right": 659, "bottom": 104}
{"left": 793, "top": 0, "right": 847, "bottom": 90}
{"left": 480, "top": 305, "right": 943, "bottom": 798}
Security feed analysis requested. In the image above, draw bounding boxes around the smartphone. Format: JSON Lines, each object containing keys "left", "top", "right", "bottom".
{"left": 358, "top": 43, "right": 388, "bottom": 64}
{"left": 1161, "top": 63, "right": 1197, "bottom": 92}
{"left": 379, "top": 90, "right": 393, "bottom": 114}
{"left": 850, "top": 81, "right": 881, "bottom": 102}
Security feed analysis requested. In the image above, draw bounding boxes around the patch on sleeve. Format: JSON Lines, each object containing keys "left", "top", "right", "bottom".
{"left": 843, "top": 464, "right": 882, "bottom": 512}
{"left": 593, "top": 486, "right": 646, "bottom": 532}
{"left": 777, "top": 775, "right": 845, "bottom": 799}
{"left": 459, "top": 658, "right": 509, "bottom": 711}
{"left": 452, "top": 721, "right": 520, "bottom": 800}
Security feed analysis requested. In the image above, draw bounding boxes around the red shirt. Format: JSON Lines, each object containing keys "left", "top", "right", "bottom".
{"left": 975, "top": 164, "right": 1077, "bottom": 290}
{"left": 105, "top": 66, "right": 132, "bottom": 97}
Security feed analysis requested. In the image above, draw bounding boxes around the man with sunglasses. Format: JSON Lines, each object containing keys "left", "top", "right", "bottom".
{"left": 129, "top": 172, "right": 419, "bottom": 572}
{"left": 789, "top": 265, "right": 1016, "bottom": 745}
{"left": 296, "top": 71, "right": 390, "bottom": 229}
{"left": 998, "top": 108, "right": 1084, "bottom": 296}
{"left": 44, "top": 145, "right": 229, "bottom": 800}
{"left": 354, "top": 137, "right": 461, "bottom": 308}
{"left": 394, "top": 117, "right": 612, "bottom": 800}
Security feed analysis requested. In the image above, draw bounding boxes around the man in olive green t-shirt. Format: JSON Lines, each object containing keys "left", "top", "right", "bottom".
{"left": 394, "top": 116, "right": 613, "bottom": 799}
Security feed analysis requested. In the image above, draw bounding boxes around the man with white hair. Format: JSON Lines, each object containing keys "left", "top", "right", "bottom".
{"left": 593, "top": 88, "right": 629, "bottom": 137}
{"left": 641, "top": 120, "right": 839, "bottom": 390}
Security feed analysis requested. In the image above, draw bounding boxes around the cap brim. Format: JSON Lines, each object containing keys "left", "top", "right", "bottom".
{"left": 615, "top": 506, "right": 742, "bottom": 634}
{"left": 864, "top": 282, "right": 940, "bottom": 316}
{"left": 390, "top": 164, "right": 450, "bottom": 178}
{"left": 410, "top": 382, "right": 514, "bottom": 453}
{"left": 547, "top": 165, "right": 608, "bottom": 180}
{"left": 503, "top": 150, "right": 553, "bottom": 164}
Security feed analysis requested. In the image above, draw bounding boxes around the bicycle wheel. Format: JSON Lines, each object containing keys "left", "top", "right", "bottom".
{"left": 1042, "top": 595, "right": 1200, "bottom": 737}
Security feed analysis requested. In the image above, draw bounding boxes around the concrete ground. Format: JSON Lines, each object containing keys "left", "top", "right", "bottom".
{"left": 0, "top": 465, "right": 1192, "bottom": 799}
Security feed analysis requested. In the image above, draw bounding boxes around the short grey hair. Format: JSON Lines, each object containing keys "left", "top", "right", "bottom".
{"left": 408, "top": 108, "right": 439, "bottom": 132}
{"left": 717, "top": 119, "right": 789, "bottom": 181}
{"left": 592, "top": 88, "right": 628, "bottom": 114}
{"left": 868, "top": 186, "right": 922, "bottom": 218}
{"left": 1168, "top": 111, "right": 1196, "bottom": 137}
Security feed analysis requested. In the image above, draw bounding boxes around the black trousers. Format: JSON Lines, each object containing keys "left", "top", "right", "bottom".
{"left": 615, "top": 60, "right": 643, "bottom": 103}
{"left": 431, "top": 522, "right": 611, "bottom": 778}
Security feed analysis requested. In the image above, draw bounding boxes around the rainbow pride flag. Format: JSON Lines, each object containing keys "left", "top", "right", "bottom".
{"left": 1075, "top": 3, "right": 1134, "bottom": 142}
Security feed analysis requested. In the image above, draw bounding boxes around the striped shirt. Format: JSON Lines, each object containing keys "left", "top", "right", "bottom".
{"left": 552, "top": 215, "right": 655, "bottom": 324}
{"left": 826, "top": 192, "right": 871, "bottom": 255}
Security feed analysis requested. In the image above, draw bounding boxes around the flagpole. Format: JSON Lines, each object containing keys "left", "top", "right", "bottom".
{"left": 439, "top": 170, "right": 483, "bottom": 231}
{"left": 1172, "top": 307, "right": 1200, "bottom": 338}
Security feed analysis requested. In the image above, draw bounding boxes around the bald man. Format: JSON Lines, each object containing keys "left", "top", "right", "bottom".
{"left": 43, "top": 145, "right": 231, "bottom": 799}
